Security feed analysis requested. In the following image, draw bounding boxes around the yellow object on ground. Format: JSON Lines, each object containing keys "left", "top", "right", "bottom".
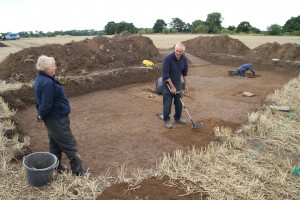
{"left": 142, "top": 60, "right": 154, "bottom": 67}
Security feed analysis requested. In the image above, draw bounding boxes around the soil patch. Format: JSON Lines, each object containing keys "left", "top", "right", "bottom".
{"left": 96, "top": 176, "right": 208, "bottom": 200}
{"left": 0, "top": 32, "right": 162, "bottom": 83}
{"left": 183, "top": 35, "right": 300, "bottom": 73}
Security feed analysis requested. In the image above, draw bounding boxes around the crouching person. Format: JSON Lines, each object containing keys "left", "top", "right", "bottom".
{"left": 236, "top": 63, "right": 256, "bottom": 78}
{"left": 34, "top": 55, "right": 90, "bottom": 177}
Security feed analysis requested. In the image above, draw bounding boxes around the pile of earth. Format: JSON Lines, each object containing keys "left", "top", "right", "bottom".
{"left": 0, "top": 42, "right": 7, "bottom": 47}
{"left": 183, "top": 35, "right": 300, "bottom": 72}
{"left": 0, "top": 32, "right": 164, "bottom": 108}
{"left": 0, "top": 32, "right": 162, "bottom": 83}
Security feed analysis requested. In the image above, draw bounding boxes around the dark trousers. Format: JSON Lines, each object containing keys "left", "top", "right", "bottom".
{"left": 163, "top": 84, "right": 183, "bottom": 121}
{"left": 44, "top": 116, "right": 84, "bottom": 174}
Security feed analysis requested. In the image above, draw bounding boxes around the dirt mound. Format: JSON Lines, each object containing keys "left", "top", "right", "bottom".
{"left": 0, "top": 32, "right": 164, "bottom": 108}
{"left": 0, "top": 42, "right": 8, "bottom": 47}
{"left": 251, "top": 42, "right": 300, "bottom": 60}
{"left": 0, "top": 32, "right": 162, "bottom": 83}
{"left": 183, "top": 35, "right": 250, "bottom": 56}
{"left": 183, "top": 35, "right": 300, "bottom": 72}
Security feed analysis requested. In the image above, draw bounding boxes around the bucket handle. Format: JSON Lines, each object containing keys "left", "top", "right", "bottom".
{"left": 23, "top": 153, "right": 59, "bottom": 171}
{"left": 52, "top": 159, "right": 59, "bottom": 170}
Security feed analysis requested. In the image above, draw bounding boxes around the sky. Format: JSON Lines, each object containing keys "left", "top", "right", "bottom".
{"left": 1, "top": 0, "right": 299, "bottom": 33}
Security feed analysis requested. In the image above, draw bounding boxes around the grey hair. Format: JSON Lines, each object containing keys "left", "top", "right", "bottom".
{"left": 175, "top": 43, "right": 185, "bottom": 51}
{"left": 36, "top": 55, "right": 55, "bottom": 71}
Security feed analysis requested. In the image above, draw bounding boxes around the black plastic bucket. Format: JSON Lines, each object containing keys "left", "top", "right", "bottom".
{"left": 228, "top": 70, "right": 236, "bottom": 76}
{"left": 23, "top": 152, "right": 58, "bottom": 187}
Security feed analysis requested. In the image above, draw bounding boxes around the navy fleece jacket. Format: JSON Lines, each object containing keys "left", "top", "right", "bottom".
{"left": 162, "top": 52, "right": 188, "bottom": 90}
{"left": 34, "top": 71, "right": 70, "bottom": 120}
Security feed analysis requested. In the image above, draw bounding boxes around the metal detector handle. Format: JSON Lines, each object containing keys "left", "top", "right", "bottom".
{"left": 167, "top": 83, "right": 185, "bottom": 106}
{"left": 166, "top": 83, "right": 181, "bottom": 95}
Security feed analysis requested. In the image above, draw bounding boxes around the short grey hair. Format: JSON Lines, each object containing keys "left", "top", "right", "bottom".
{"left": 175, "top": 43, "right": 185, "bottom": 51}
{"left": 36, "top": 55, "right": 55, "bottom": 71}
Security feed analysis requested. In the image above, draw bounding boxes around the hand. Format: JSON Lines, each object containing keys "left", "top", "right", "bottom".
{"left": 184, "top": 83, "right": 189, "bottom": 94}
{"left": 170, "top": 87, "right": 177, "bottom": 94}
{"left": 35, "top": 115, "right": 43, "bottom": 123}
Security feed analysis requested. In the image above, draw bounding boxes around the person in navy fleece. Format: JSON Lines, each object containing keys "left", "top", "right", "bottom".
{"left": 34, "top": 55, "right": 89, "bottom": 177}
{"left": 162, "top": 43, "right": 189, "bottom": 129}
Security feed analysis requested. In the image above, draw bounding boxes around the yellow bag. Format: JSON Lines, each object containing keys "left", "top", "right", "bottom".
{"left": 142, "top": 60, "right": 154, "bottom": 67}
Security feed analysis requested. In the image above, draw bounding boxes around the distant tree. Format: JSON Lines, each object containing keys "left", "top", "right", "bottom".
{"left": 104, "top": 21, "right": 117, "bottom": 35}
{"left": 184, "top": 23, "right": 192, "bottom": 33}
{"left": 138, "top": 28, "right": 154, "bottom": 34}
{"left": 122, "top": 22, "right": 138, "bottom": 34}
{"left": 116, "top": 21, "right": 128, "bottom": 33}
{"left": 39, "top": 31, "right": 46, "bottom": 37}
{"left": 228, "top": 25, "right": 235, "bottom": 31}
{"left": 54, "top": 31, "right": 63, "bottom": 36}
{"left": 170, "top": 29, "right": 179, "bottom": 33}
{"left": 169, "top": 18, "right": 187, "bottom": 32}
{"left": 45, "top": 32, "right": 55, "bottom": 37}
{"left": 250, "top": 27, "right": 261, "bottom": 34}
{"left": 267, "top": 24, "right": 282, "bottom": 35}
{"left": 190, "top": 20, "right": 206, "bottom": 33}
{"left": 138, "top": 29, "right": 146, "bottom": 34}
{"left": 205, "top": 12, "right": 223, "bottom": 33}
{"left": 104, "top": 21, "right": 138, "bottom": 35}
{"left": 282, "top": 16, "right": 300, "bottom": 33}
{"left": 162, "top": 28, "right": 169, "bottom": 34}
{"left": 220, "top": 28, "right": 235, "bottom": 34}
{"left": 153, "top": 19, "right": 167, "bottom": 33}
{"left": 145, "top": 28, "right": 154, "bottom": 34}
{"left": 18, "top": 31, "right": 30, "bottom": 38}
{"left": 195, "top": 24, "right": 209, "bottom": 33}
{"left": 236, "top": 21, "right": 252, "bottom": 33}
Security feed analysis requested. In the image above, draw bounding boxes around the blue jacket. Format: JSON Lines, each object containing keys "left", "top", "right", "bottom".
{"left": 238, "top": 63, "right": 255, "bottom": 75}
{"left": 34, "top": 71, "right": 71, "bottom": 120}
{"left": 162, "top": 52, "right": 188, "bottom": 90}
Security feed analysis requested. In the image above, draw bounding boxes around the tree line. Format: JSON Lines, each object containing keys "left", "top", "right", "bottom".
{"left": 9, "top": 12, "right": 300, "bottom": 38}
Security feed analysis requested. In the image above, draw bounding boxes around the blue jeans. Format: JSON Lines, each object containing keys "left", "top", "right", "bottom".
{"left": 163, "top": 84, "right": 183, "bottom": 121}
{"left": 236, "top": 69, "right": 246, "bottom": 77}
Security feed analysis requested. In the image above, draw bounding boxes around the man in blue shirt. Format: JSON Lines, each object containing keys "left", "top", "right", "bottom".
{"left": 34, "top": 55, "right": 89, "bottom": 177}
{"left": 236, "top": 63, "right": 256, "bottom": 78}
{"left": 162, "top": 43, "right": 189, "bottom": 129}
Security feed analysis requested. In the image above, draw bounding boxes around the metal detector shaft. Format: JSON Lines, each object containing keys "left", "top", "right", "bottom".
{"left": 178, "top": 98, "right": 195, "bottom": 124}
{"left": 166, "top": 84, "right": 195, "bottom": 125}
{"left": 166, "top": 83, "right": 180, "bottom": 95}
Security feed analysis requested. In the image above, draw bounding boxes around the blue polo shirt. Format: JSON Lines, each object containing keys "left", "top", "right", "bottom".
{"left": 162, "top": 52, "right": 188, "bottom": 90}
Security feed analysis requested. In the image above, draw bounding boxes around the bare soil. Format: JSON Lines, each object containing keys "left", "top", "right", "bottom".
{"left": 1, "top": 33, "right": 299, "bottom": 199}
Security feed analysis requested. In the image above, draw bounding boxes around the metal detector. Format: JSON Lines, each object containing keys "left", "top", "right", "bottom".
{"left": 166, "top": 84, "right": 203, "bottom": 129}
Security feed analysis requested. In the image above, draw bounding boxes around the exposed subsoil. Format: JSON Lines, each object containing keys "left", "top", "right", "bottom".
{"left": 1, "top": 33, "right": 300, "bottom": 199}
